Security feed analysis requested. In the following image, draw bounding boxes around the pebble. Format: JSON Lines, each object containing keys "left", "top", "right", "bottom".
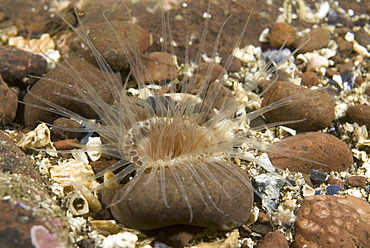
{"left": 269, "top": 22, "right": 296, "bottom": 48}
{"left": 110, "top": 161, "right": 254, "bottom": 230}
{"left": 267, "top": 132, "right": 354, "bottom": 174}
{"left": 0, "top": 75, "right": 18, "bottom": 125}
{"left": 52, "top": 117, "right": 83, "bottom": 140}
{"left": 300, "top": 71, "right": 318, "bottom": 87}
{"left": 310, "top": 169, "right": 328, "bottom": 184}
{"left": 256, "top": 230, "right": 289, "bottom": 248}
{"left": 53, "top": 139, "right": 80, "bottom": 150}
{"left": 89, "top": 21, "right": 151, "bottom": 71}
{"left": 346, "top": 104, "right": 370, "bottom": 130}
{"left": 292, "top": 195, "right": 370, "bottom": 248}
{"left": 326, "top": 184, "right": 341, "bottom": 195}
{"left": 306, "top": 54, "right": 329, "bottom": 71}
{"left": 198, "top": 62, "right": 226, "bottom": 82}
{"left": 23, "top": 54, "right": 115, "bottom": 129}
{"left": 336, "top": 37, "right": 352, "bottom": 55}
{"left": 260, "top": 81, "right": 334, "bottom": 132}
{"left": 354, "top": 28, "right": 370, "bottom": 48}
{"left": 347, "top": 175, "right": 367, "bottom": 188}
{"left": 139, "top": 52, "right": 178, "bottom": 82}
{"left": 0, "top": 45, "right": 47, "bottom": 87}
{"left": 327, "top": 176, "right": 345, "bottom": 189}
{"left": 294, "top": 27, "right": 329, "bottom": 53}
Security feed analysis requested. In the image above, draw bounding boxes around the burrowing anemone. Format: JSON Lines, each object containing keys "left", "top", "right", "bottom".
{"left": 23, "top": 1, "right": 313, "bottom": 231}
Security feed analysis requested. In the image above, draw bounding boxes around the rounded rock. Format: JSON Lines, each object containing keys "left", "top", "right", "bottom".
{"left": 256, "top": 230, "right": 289, "bottom": 248}
{"left": 139, "top": 52, "right": 178, "bottom": 82}
{"left": 23, "top": 54, "right": 115, "bottom": 129}
{"left": 110, "top": 162, "right": 254, "bottom": 230}
{"left": 89, "top": 21, "right": 151, "bottom": 71}
{"left": 346, "top": 104, "right": 370, "bottom": 130}
{"left": 269, "top": 22, "right": 296, "bottom": 48}
{"left": 267, "top": 132, "right": 354, "bottom": 173}
{"left": 261, "top": 81, "right": 334, "bottom": 132}
{"left": 300, "top": 71, "right": 319, "bottom": 87}
{"left": 0, "top": 75, "right": 18, "bottom": 125}
{"left": 294, "top": 27, "right": 329, "bottom": 53}
{"left": 52, "top": 117, "right": 83, "bottom": 140}
{"left": 0, "top": 46, "right": 47, "bottom": 88}
{"left": 292, "top": 195, "right": 370, "bottom": 248}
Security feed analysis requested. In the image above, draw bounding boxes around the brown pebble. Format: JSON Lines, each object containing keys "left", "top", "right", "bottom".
{"left": 355, "top": 28, "right": 370, "bottom": 48}
{"left": 23, "top": 54, "right": 115, "bottom": 129}
{"left": 327, "top": 176, "right": 345, "bottom": 189}
{"left": 0, "top": 75, "right": 18, "bottom": 125}
{"left": 292, "top": 195, "right": 370, "bottom": 248}
{"left": 139, "top": 52, "right": 178, "bottom": 82}
{"left": 90, "top": 160, "right": 118, "bottom": 175}
{"left": 256, "top": 230, "right": 289, "bottom": 248}
{"left": 52, "top": 117, "right": 83, "bottom": 140}
{"left": 53, "top": 139, "right": 80, "bottom": 150}
{"left": 269, "top": 22, "right": 296, "bottom": 48}
{"left": 347, "top": 175, "right": 367, "bottom": 188}
{"left": 89, "top": 21, "right": 151, "bottom": 71}
{"left": 110, "top": 162, "right": 254, "bottom": 230}
{"left": 346, "top": 104, "right": 370, "bottom": 130}
{"left": 301, "top": 71, "right": 319, "bottom": 87}
{"left": 257, "top": 212, "right": 271, "bottom": 224}
{"left": 261, "top": 81, "right": 334, "bottom": 132}
{"left": 294, "top": 27, "right": 329, "bottom": 53}
{"left": 199, "top": 62, "right": 226, "bottom": 83}
{"left": 336, "top": 37, "right": 353, "bottom": 55}
{"left": 325, "top": 67, "right": 340, "bottom": 77}
{"left": 268, "top": 132, "right": 354, "bottom": 173}
{"left": 0, "top": 46, "right": 47, "bottom": 87}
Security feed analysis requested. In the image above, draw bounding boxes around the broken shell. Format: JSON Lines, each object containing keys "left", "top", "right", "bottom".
{"left": 65, "top": 190, "right": 89, "bottom": 216}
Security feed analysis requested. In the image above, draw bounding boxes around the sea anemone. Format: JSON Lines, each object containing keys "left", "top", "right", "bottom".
{"left": 23, "top": 0, "right": 310, "bottom": 231}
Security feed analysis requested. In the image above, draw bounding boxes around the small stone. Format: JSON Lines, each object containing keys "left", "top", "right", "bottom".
{"left": 89, "top": 21, "right": 151, "bottom": 71}
{"left": 292, "top": 195, "right": 370, "bottom": 248}
{"left": 346, "top": 104, "right": 370, "bottom": 130}
{"left": 326, "top": 184, "right": 341, "bottom": 195}
{"left": 261, "top": 81, "right": 334, "bottom": 132}
{"left": 53, "top": 139, "right": 80, "bottom": 150}
{"left": 294, "top": 27, "right": 329, "bottom": 53}
{"left": 198, "top": 62, "right": 226, "bottom": 82}
{"left": 355, "top": 28, "right": 370, "bottom": 48}
{"left": 301, "top": 71, "right": 319, "bottom": 87}
{"left": 256, "top": 230, "right": 289, "bottom": 248}
{"left": 110, "top": 162, "right": 254, "bottom": 230}
{"left": 310, "top": 169, "right": 328, "bottom": 184}
{"left": 139, "top": 52, "right": 178, "bottom": 82}
{"left": 0, "top": 45, "right": 47, "bottom": 87}
{"left": 336, "top": 37, "right": 352, "bottom": 55}
{"left": 327, "top": 176, "right": 344, "bottom": 189}
{"left": 52, "top": 118, "right": 83, "bottom": 140}
{"left": 267, "top": 132, "right": 354, "bottom": 174}
{"left": 269, "top": 22, "right": 296, "bottom": 48}
{"left": 347, "top": 176, "right": 367, "bottom": 188}
{"left": 0, "top": 75, "right": 18, "bottom": 125}
{"left": 306, "top": 54, "right": 329, "bottom": 71}
{"left": 23, "top": 54, "right": 115, "bottom": 129}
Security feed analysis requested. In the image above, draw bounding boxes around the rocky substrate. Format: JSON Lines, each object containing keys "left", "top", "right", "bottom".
{"left": 0, "top": 0, "right": 369, "bottom": 247}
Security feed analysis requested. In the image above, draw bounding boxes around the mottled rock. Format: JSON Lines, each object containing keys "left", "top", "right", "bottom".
{"left": 292, "top": 195, "right": 370, "bottom": 248}
{"left": 199, "top": 62, "right": 226, "bottom": 82}
{"left": 347, "top": 176, "right": 367, "bottom": 188}
{"left": 23, "top": 54, "right": 115, "bottom": 129}
{"left": 0, "top": 45, "right": 47, "bottom": 87}
{"left": 0, "top": 75, "right": 18, "bottom": 125}
{"left": 269, "top": 22, "right": 296, "bottom": 48}
{"left": 267, "top": 132, "right": 354, "bottom": 173}
{"left": 52, "top": 117, "right": 83, "bottom": 140}
{"left": 294, "top": 27, "right": 329, "bottom": 53}
{"left": 89, "top": 21, "right": 151, "bottom": 71}
{"left": 346, "top": 104, "right": 370, "bottom": 130}
{"left": 301, "top": 71, "right": 318, "bottom": 87}
{"left": 256, "top": 230, "right": 289, "bottom": 248}
{"left": 261, "top": 81, "right": 334, "bottom": 132}
{"left": 110, "top": 161, "right": 254, "bottom": 230}
{"left": 139, "top": 52, "right": 178, "bottom": 82}
{"left": 327, "top": 176, "right": 345, "bottom": 189}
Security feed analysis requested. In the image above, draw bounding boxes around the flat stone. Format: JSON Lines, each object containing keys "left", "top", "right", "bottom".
{"left": 261, "top": 81, "right": 334, "bottom": 132}
{"left": 292, "top": 195, "right": 370, "bottom": 248}
{"left": 267, "top": 132, "right": 354, "bottom": 174}
{"left": 110, "top": 160, "right": 254, "bottom": 230}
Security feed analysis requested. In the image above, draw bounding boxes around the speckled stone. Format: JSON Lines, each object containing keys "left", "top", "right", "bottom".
{"left": 346, "top": 104, "right": 370, "bottom": 130}
{"left": 256, "top": 230, "right": 289, "bottom": 248}
{"left": 0, "top": 75, "right": 18, "bottom": 125}
{"left": 269, "top": 22, "right": 296, "bottom": 48}
{"left": 292, "top": 195, "right": 370, "bottom": 248}
{"left": 267, "top": 132, "right": 354, "bottom": 174}
{"left": 347, "top": 176, "right": 367, "bottom": 188}
{"left": 301, "top": 71, "right": 319, "bottom": 87}
{"left": 261, "top": 81, "right": 334, "bottom": 132}
{"left": 110, "top": 161, "right": 254, "bottom": 230}
{"left": 139, "top": 52, "right": 178, "bottom": 82}
{"left": 89, "top": 21, "right": 151, "bottom": 71}
{"left": 23, "top": 54, "right": 115, "bottom": 129}
{"left": 294, "top": 27, "right": 330, "bottom": 53}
